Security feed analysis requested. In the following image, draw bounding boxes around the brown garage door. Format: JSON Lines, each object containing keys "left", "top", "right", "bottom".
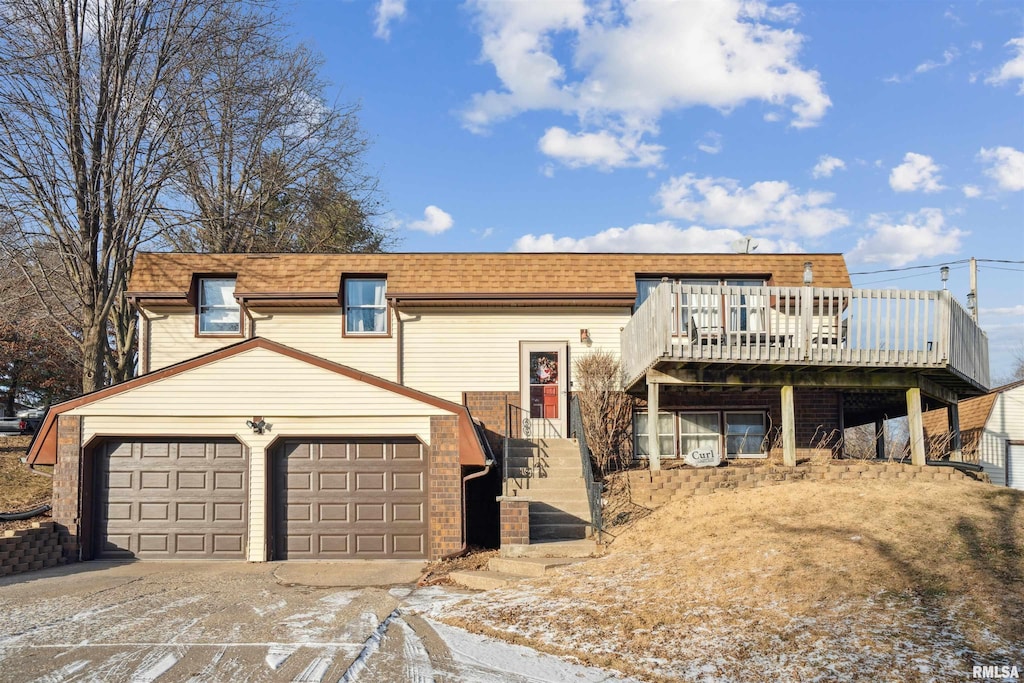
{"left": 272, "top": 439, "right": 428, "bottom": 560}
{"left": 95, "top": 439, "right": 248, "bottom": 559}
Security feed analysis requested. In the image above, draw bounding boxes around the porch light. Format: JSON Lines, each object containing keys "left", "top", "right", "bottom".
{"left": 580, "top": 329, "right": 592, "bottom": 344}
{"left": 246, "top": 417, "right": 267, "bottom": 434}
{"left": 803, "top": 261, "right": 813, "bottom": 285}
{"left": 940, "top": 266, "right": 949, "bottom": 289}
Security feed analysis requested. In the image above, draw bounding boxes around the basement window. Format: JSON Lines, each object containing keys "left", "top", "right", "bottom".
{"left": 197, "top": 277, "right": 240, "bottom": 335}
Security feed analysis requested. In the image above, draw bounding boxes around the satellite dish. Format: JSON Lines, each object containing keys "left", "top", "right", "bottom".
{"left": 731, "top": 236, "right": 759, "bottom": 254}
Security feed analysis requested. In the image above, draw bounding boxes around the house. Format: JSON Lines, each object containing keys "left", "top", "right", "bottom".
{"left": 923, "top": 379, "right": 1024, "bottom": 489}
{"left": 26, "top": 252, "right": 991, "bottom": 563}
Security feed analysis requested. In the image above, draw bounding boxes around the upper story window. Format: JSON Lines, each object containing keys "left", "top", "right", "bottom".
{"left": 344, "top": 277, "right": 388, "bottom": 335}
{"left": 198, "top": 277, "right": 240, "bottom": 335}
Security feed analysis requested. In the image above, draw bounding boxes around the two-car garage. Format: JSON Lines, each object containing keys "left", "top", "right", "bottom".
{"left": 31, "top": 339, "right": 487, "bottom": 564}
{"left": 93, "top": 437, "right": 430, "bottom": 561}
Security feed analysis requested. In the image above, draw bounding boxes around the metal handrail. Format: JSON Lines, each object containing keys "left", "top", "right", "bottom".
{"left": 569, "top": 394, "right": 603, "bottom": 535}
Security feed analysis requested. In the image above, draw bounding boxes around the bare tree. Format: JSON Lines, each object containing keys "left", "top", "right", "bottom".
{"left": 163, "top": 10, "right": 388, "bottom": 254}
{"left": 574, "top": 350, "right": 634, "bottom": 476}
{"left": 0, "top": 0, "right": 239, "bottom": 392}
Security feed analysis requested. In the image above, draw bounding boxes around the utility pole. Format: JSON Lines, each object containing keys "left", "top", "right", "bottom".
{"left": 969, "top": 257, "right": 978, "bottom": 322}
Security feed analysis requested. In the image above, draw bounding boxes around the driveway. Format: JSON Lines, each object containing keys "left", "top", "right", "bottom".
{"left": 0, "top": 562, "right": 633, "bottom": 682}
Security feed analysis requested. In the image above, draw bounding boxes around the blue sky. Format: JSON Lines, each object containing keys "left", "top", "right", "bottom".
{"left": 290, "top": 0, "right": 1024, "bottom": 379}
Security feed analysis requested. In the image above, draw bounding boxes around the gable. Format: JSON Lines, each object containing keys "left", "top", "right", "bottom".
{"left": 27, "top": 339, "right": 486, "bottom": 466}
{"left": 70, "top": 346, "right": 451, "bottom": 418}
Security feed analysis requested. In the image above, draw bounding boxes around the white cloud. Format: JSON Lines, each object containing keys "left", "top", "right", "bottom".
{"left": 889, "top": 153, "right": 946, "bottom": 193}
{"left": 811, "top": 155, "right": 845, "bottom": 179}
{"left": 540, "top": 163, "right": 555, "bottom": 178}
{"left": 978, "top": 146, "right": 1024, "bottom": 191}
{"left": 655, "top": 174, "right": 849, "bottom": 239}
{"left": 463, "top": 0, "right": 830, "bottom": 167}
{"left": 847, "top": 209, "right": 966, "bottom": 267}
{"left": 538, "top": 126, "right": 665, "bottom": 170}
{"left": 512, "top": 221, "right": 802, "bottom": 253}
{"left": 696, "top": 131, "right": 723, "bottom": 155}
{"left": 407, "top": 205, "right": 454, "bottom": 235}
{"left": 982, "top": 304, "right": 1024, "bottom": 316}
{"left": 373, "top": 0, "right": 407, "bottom": 41}
{"left": 914, "top": 48, "right": 959, "bottom": 74}
{"left": 986, "top": 36, "right": 1024, "bottom": 94}
{"left": 962, "top": 184, "right": 982, "bottom": 198}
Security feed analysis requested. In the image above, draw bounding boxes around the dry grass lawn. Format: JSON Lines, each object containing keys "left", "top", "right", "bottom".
{"left": 440, "top": 479, "right": 1024, "bottom": 682}
{"left": 0, "top": 436, "right": 52, "bottom": 531}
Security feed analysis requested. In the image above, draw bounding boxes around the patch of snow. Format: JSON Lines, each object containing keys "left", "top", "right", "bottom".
{"left": 129, "top": 651, "right": 179, "bottom": 683}
{"left": 425, "top": 618, "right": 640, "bottom": 683}
{"left": 292, "top": 656, "right": 332, "bottom": 683}
{"left": 265, "top": 644, "right": 299, "bottom": 670}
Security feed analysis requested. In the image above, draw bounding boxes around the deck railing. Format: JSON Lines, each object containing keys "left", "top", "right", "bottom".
{"left": 621, "top": 282, "right": 990, "bottom": 389}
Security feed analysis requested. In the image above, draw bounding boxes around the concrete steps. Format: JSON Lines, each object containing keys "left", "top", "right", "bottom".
{"left": 500, "top": 539, "right": 599, "bottom": 558}
{"left": 503, "top": 437, "right": 595, "bottom": 543}
{"left": 448, "top": 555, "right": 587, "bottom": 591}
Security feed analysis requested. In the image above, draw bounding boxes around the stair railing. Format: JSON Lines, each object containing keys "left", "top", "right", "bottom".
{"left": 569, "top": 394, "right": 603, "bottom": 536}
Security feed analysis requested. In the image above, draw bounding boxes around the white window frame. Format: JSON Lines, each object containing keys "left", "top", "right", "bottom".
{"left": 724, "top": 411, "right": 768, "bottom": 458}
{"left": 634, "top": 410, "right": 676, "bottom": 459}
{"left": 344, "top": 277, "right": 388, "bottom": 335}
{"left": 197, "top": 277, "right": 240, "bottom": 335}
{"left": 678, "top": 411, "right": 721, "bottom": 458}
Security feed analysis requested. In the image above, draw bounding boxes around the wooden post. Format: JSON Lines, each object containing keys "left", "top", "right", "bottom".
{"left": 875, "top": 420, "right": 886, "bottom": 460}
{"left": 781, "top": 385, "right": 796, "bottom": 466}
{"left": 907, "top": 387, "right": 926, "bottom": 466}
{"left": 948, "top": 402, "right": 963, "bottom": 462}
{"left": 648, "top": 380, "right": 661, "bottom": 471}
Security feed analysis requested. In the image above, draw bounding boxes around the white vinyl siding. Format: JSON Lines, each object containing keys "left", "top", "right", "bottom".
{"left": 250, "top": 307, "right": 397, "bottom": 381}
{"left": 72, "top": 347, "right": 448, "bottom": 420}
{"left": 976, "top": 387, "right": 1024, "bottom": 488}
{"left": 147, "top": 306, "right": 243, "bottom": 369}
{"left": 402, "top": 307, "right": 630, "bottom": 402}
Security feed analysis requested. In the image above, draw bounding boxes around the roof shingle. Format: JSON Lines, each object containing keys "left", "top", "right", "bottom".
{"left": 128, "top": 252, "right": 852, "bottom": 298}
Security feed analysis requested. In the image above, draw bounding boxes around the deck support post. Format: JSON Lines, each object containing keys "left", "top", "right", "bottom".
{"left": 948, "top": 402, "right": 963, "bottom": 462}
{"left": 875, "top": 420, "right": 886, "bottom": 460}
{"left": 781, "top": 385, "right": 796, "bottom": 467}
{"left": 907, "top": 387, "right": 926, "bottom": 466}
{"left": 648, "top": 380, "right": 661, "bottom": 472}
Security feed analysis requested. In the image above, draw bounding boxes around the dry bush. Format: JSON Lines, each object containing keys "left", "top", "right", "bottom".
{"left": 844, "top": 420, "right": 911, "bottom": 461}
{"left": 926, "top": 428, "right": 981, "bottom": 463}
{"left": 574, "top": 350, "right": 633, "bottom": 476}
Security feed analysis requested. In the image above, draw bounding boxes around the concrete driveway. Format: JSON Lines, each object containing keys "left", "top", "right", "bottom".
{"left": 0, "top": 562, "right": 633, "bottom": 683}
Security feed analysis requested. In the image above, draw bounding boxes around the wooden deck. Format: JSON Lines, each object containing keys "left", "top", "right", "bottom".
{"left": 621, "top": 282, "right": 990, "bottom": 392}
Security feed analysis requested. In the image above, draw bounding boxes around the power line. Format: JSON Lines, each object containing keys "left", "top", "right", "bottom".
{"left": 848, "top": 259, "right": 969, "bottom": 275}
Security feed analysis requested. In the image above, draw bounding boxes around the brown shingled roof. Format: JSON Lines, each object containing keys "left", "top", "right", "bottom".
{"left": 922, "top": 378, "right": 1024, "bottom": 437}
{"left": 128, "top": 252, "right": 852, "bottom": 300}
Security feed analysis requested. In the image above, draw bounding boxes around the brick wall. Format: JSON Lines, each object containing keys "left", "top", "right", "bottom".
{"left": 622, "top": 462, "right": 990, "bottom": 508}
{"left": 462, "top": 391, "right": 520, "bottom": 454}
{"left": 429, "top": 415, "right": 463, "bottom": 560}
{"left": 0, "top": 523, "right": 65, "bottom": 578}
{"left": 51, "top": 415, "right": 83, "bottom": 563}
{"left": 499, "top": 498, "right": 529, "bottom": 546}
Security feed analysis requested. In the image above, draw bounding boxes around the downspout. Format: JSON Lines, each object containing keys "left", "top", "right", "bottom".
{"left": 441, "top": 461, "right": 493, "bottom": 561}
{"left": 441, "top": 419, "right": 497, "bottom": 560}
{"left": 391, "top": 298, "right": 403, "bottom": 384}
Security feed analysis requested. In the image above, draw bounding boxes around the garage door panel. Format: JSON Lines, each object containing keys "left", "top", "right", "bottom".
{"left": 274, "top": 439, "right": 428, "bottom": 560}
{"left": 95, "top": 438, "right": 247, "bottom": 560}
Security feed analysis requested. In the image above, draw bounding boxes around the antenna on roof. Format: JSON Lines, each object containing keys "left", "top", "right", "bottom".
{"left": 731, "top": 236, "right": 759, "bottom": 254}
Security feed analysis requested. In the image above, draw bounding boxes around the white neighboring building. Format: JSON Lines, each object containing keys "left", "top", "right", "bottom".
{"left": 924, "top": 379, "right": 1024, "bottom": 490}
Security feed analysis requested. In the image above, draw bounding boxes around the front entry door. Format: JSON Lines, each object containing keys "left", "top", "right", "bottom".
{"left": 520, "top": 342, "right": 568, "bottom": 438}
